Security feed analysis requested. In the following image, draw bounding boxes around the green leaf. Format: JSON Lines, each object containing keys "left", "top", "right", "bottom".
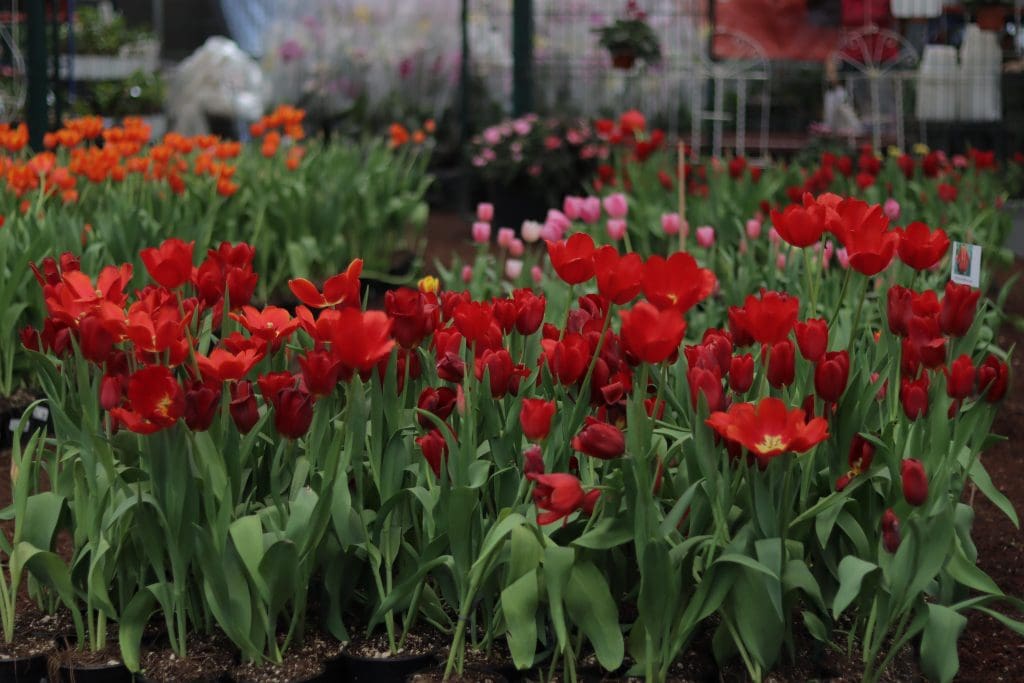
{"left": 783, "top": 559, "right": 825, "bottom": 612}
{"left": 564, "top": 561, "right": 624, "bottom": 671}
{"left": 19, "top": 492, "right": 64, "bottom": 550}
{"left": 833, "top": 556, "right": 877, "bottom": 619}
{"left": 968, "top": 458, "right": 1020, "bottom": 528}
{"left": 920, "top": 604, "right": 967, "bottom": 683}
{"left": 714, "top": 553, "right": 779, "bottom": 581}
{"left": 572, "top": 515, "right": 634, "bottom": 550}
{"left": 501, "top": 570, "right": 539, "bottom": 669}
{"left": 119, "top": 589, "right": 157, "bottom": 671}
{"left": 543, "top": 544, "right": 575, "bottom": 652}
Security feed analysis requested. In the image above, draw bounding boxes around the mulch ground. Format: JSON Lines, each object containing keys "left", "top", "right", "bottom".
{"left": 0, "top": 213, "right": 1020, "bottom": 680}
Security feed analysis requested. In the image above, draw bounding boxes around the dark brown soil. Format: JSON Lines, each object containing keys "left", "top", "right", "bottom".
{"left": 0, "top": 632, "right": 54, "bottom": 659}
{"left": 345, "top": 626, "right": 443, "bottom": 659}
{"left": 0, "top": 388, "right": 38, "bottom": 415}
{"left": 49, "top": 643, "right": 125, "bottom": 668}
{"left": 229, "top": 630, "right": 341, "bottom": 683}
{"left": 409, "top": 667, "right": 507, "bottom": 683}
{"left": 139, "top": 635, "right": 236, "bottom": 683}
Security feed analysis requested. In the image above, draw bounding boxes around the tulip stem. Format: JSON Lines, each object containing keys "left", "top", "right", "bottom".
{"left": 828, "top": 268, "right": 852, "bottom": 329}
{"left": 847, "top": 277, "right": 870, "bottom": 353}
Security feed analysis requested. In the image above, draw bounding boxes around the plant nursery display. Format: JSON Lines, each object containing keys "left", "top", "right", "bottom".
{"left": 0, "top": 90, "right": 1021, "bottom": 682}
{"left": 593, "top": 0, "right": 663, "bottom": 69}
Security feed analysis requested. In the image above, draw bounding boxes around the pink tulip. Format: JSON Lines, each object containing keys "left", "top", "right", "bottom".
{"left": 461, "top": 265, "right": 473, "bottom": 283}
{"left": 661, "top": 212, "right": 681, "bottom": 235}
{"left": 768, "top": 227, "right": 781, "bottom": 245}
{"left": 509, "top": 238, "right": 525, "bottom": 257}
{"left": 520, "top": 220, "right": 543, "bottom": 243}
{"left": 883, "top": 198, "right": 900, "bottom": 221}
{"left": 505, "top": 258, "right": 523, "bottom": 280}
{"left": 746, "top": 218, "right": 762, "bottom": 239}
{"left": 696, "top": 226, "right": 715, "bottom": 248}
{"left": 497, "top": 227, "right": 515, "bottom": 248}
{"left": 563, "top": 196, "right": 583, "bottom": 221}
{"left": 776, "top": 252, "right": 787, "bottom": 270}
{"left": 546, "top": 209, "right": 572, "bottom": 235}
{"left": 822, "top": 240, "right": 834, "bottom": 269}
{"left": 580, "top": 197, "right": 602, "bottom": 224}
{"left": 606, "top": 219, "right": 627, "bottom": 241}
{"left": 739, "top": 238, "right": 748, "bottom": 255}
{"left": 531, "top": 265, "right": 543, "bottom": 284}
{"left": 476, "top": 202, "right": 494, "bottom": 222}
{"left": 836, "top": 247, "right": 850, "bottom": 269}
{"left": 472, "top": 221, "right": 491, "bottom": 243}
{"left": 540, "top": 222, "right": 562, "bottom": 242}
{"left": 603, "top": 193, "right": 628, "bottom": 219}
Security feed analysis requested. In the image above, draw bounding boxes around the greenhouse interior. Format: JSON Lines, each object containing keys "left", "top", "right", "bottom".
{"left": 1, "top": 0, "right": 1023, "bottom": 681}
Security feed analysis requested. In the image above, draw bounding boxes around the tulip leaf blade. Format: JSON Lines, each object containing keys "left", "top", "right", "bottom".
{"left": 501, "top": 569, "right": 539, "bottom": 670}
{"left": 919, "top": 604, "right": 966, "bottom": 683}
{"left": 564, "top": 560, "right": 624, "bottom": 671}
{"left": 833, "top": 556, "right": 877, "bottom": 619}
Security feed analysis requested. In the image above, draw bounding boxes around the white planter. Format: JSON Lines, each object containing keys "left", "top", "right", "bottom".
{"left": 958, "top": 25, "right": 1002, "bottom": 121}
{"left": 892, "top": 0, "right": 943, "bottom": 18}
{"left": 915, "top": 45, "right": 958, "bottom": 121}
{"left": 61, "top": 40, "right": 160, "bottom": 81}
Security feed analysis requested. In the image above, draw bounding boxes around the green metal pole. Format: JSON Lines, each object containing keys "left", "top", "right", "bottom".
{"left": 512, "top": 0, "right": 533, "bottom": 116}
{"left": 27, "top": 0, "right": 50, "bottom": 150}
{"left": 459, "top": 0, "right": 471, "bottom": 215}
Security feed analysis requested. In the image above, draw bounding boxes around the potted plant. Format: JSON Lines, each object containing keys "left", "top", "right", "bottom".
{"left": 91, "top": 71, "right": 168, "bottom": 138}
{"left": 593, "top": 1, "right": 661, "bottom": 70}
{"left": 61, "top": 3, "right": 160, "bottom": 81}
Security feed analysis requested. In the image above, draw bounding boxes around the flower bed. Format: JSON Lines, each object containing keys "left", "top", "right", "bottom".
{"left": 3, "top": 160, "right": 1020, "bottom": 682}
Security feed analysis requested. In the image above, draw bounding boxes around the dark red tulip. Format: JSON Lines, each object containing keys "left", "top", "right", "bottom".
{"left": 571, "top": 416, "right": 625, "bottom": 460}
{"left": 766, "top": 339, "right": 795, "bottom": 389}
{"left": 417, "top": 387, "right": 458, "bottom": 428}
{"left": 523, "top": 444, "right": 545, "bottom": 475}
{"left": 230, "top": 380, "right": 260, "bottom": 433}
{"left": 99, "top": 374, "right": 123, "bottom": 411}
{"left": 886, "top": 286, "right": 913, "bottom": 337}
{"left": 901, "top": 458, "right": 928, "bottom": 506}
{"left": 512, "top": 289, "right": 546, "bottom": 335}
{"left": 688, "top": 366, "right": 725, "bottom": 412}
{"left": 78, "top": 314, "right": 115, "bottom": 363}
{"left": 882, "top": 509, "right": 901, "bottom": 552}
{"left": 416, "top": 428, "right": 448, "bottom": 477}
{"left": 944, "top": 354, "right": 975, "bottom": 400}
{"left": 298, "top": 349, "right": 343, "bottom": 397}
{"left": 977, "top": 354, "right": 1009, "bottom": 402}
{"left": 900, "top": 374, "right": 930, "bottom": 420}
{"left": 184, "top": 381, "right": 220, "bottom": 432}
{"left": 270, "top": 387, "right": 314, "bottom": 439}
{"left": 940, "top": 282, "right": 980, "bottom": 338}
{"left": 385, "top": 288, "right": 439, "bottom": 349}
{"left": 814, "top": 350, "right": 850, "bottom": 403}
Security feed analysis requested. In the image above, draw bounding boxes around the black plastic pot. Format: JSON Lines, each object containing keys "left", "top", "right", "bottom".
{"left": 1, "top": 404, "right": 53, "bottom": 450}
{"left": 331, "top": 651, "right": 435, "bottom": 683}
{"left": 406, "top": 666, "right": 509, "bottom": 683}
{"left": 231, "top": 666, "right": 326, "bottom": 683}
{"left": 53, "top": 660, "right": 133, "bottom": 683}
{"left": 134, "top": 673, "right": 229, "bottom": 683}
{"left": 0, "top": 651, "right": 49, "bottom": 682}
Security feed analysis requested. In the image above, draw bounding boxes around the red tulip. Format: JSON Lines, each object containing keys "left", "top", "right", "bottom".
{"left": 727, "top": 305, "right": 755, "bottom": 347}
{"left": 230, "top": 380, "right": 260, "bottom": 433}
{"left": 329, "top": 309, "right": 396, "bottom": 377}
{"left": 770, "top": 203, "right": 824, "bottom": 248}
{"left": 766, "top": 339, "right": 795, "bottom": 389}
{"left": 572, "top": 416, "right": 625, "bottom": 460}
{"left": 99, "top": 374, "right": 123, "bottom": 411}
{"left": 512, "top": 288, "right": 546, "bottom": 335}
{"left": 547, "top": 233, "right": 596, "bottom": 284}
{"left": 288, "top": 259, "right": 362, "bottom": 308}
{"left": 688, "top": 366, "right": 725, "bottom": 412}
{"left": 706, "top": 397, "right": 829, "bottom": 466}
{"left": 257, "top": 371, "right": 296, "bottom": 403}
{"left": 269, "top": 387, "right": 314, "bottom": 439}
{"left": 78, "top": 314, "right": 116, "bottom": 363}
{"left": 140, "top": 238, "right": 194, "bottom": 288}
{"left": 183, "top": 380, "right": 220, "bottom": 432}
{"left": 526, "top": 472, "right": 599, "bottom": 525}
{"left": 794, "top": 318, "right": 828, "bottom": 362}
{"left": 475, "top": 348, "right": 526, "bottom": 398}
{"left": 940, "top": 281, "right": 980, "bottom": 338}
{"left": 541, "top": 333, "right": 590, "bottom": 386}
{"left": 641, "top": 252, "right": 716, "bottom": 314}
{"left": 520, "top": 399, "right": 556, "bottom": 441}
{"left": 848, "top": 433, "right": 876, "bottom": 473}
{"left": 594, "top": 246, "right": 643, "bottom": 304}
{"left": 523, "top": 444, "right": 545, "bottom": 475}
{"left": 298, "top": 350, "right": 343, "bottom": 397}
{"left": 735, "top": 291, "right": 800, "bottom": 346}
{"left": 833, "top": 199, "right": 899, "bottom": 276}
{"left": 620, "top": 302, "right": 686, "bottom": 365}
{"left": 944, "top": 354, "right": 975, "bottom": 400}
{"left": 814, "top": 350, "right": 850, "bottom": 403}
{"left": 197, "top": 347, "right": 265, "bottom": 383}
{"left": 231, "top": 306, "right": 301, "bottom": 349}
{"left": 882, "top": 509, "right": 901, "bottom": 552}
{"left": 108, "top": 366, "right": 185, "bottom": 434}
{"left": 886, "top": 286, "right": 913, "bottom": 337}
{"left": 417, "top": 387, "right": 458, "bottom": 428}
{"left": 729, "top": 354, "right": 754, "bottom": 393}
{"left": 977, "top": 354, "right": 1009, "bottom": 402}
{"left": 900, "top": 374, "right": 930, "bottom": 420}
{"left": 900, "top": 458, "right": 928, "bottom": 506}
{"left": 897, "top": 222, "right": 950, "bottom": 271}
{"left": 907, "top": 315, "right": 947, "bottom": 369}
{"left": 416, "top": 428, "right": 449, "bottom": 477}
{"left": 386, "top": 288, "right": 439, "bottom": 348}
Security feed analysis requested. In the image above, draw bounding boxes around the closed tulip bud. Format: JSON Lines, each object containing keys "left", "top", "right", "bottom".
{"left": 184, "top": 382, "right": 220, "bottom": 432}
{"left": 509, "top": 238, "right": 525, "bottom": 257}
{"left": 900, "top": 458, "right": 928, "bottom": 506}
{"left": 230, "top": 380, "right": 260, "bottom": 434}
{"left": 476, "top": 202, "right": 494, "bottom": 222}
{"left": 580, "top": 197, "right": 602, "bottom": 224}
{"left": 497, "top": 227, "right": 515, "bottom": 248}
{"left": 944, "top": 354, "right": 975, "bottom": 399}
{"left": 900, "top": 374, "right": 930, "bottom": 420}
{"left": 531, "top": 265, "right": 543, "bottom": 284}
{"left": 696, "top": 225, "right": 716, "bottom": 248}
{"left": 505, "top": 258, "right": 524, "bottom": 280}
{"left": 881, "top": 509, "right": 901, "bottom": 552}
{"left": 746, "top": 218, "right": 762, "bottom": 239}
{"left": 100, "top": 374, "right": 123, "bottom": 411}
{"left": 571, "top": 416, "right": 625, "bottom": 459}
{"left": 688, "top": 366, "right": 725, "bottom": 412}
{"left": 523, "top": 444, "right": 545, "bottom": 475}
{"left": 416, "top": 428, "right": 448, "bottom": 477}
{"left": 271, "top": 387, "right": 314, "bottom": 439}
{"left": 472, "top": 221, "right": 491, "bottom": 243}
{"left": 729, "top": 354, "right": 754, "bottom": 393}
{"left": 940, "top": 281, "right": 980, "bottom": 338}
{"left": 606, "top": 218, "right": 627, "bottom": 241}
{"left": 520, "top": 220, "right": 543, "bottom": 243}
{"left": 887, "top": 285, "right": 913, "bottom": 337}
{"left": 602, "top": 192, "right": 628, "bottom": 219}
{"left": 766, "top": 339, "right": 796, "bottom": 388}
{"left": 883, "top": 198, "right": 900, "bottom": 220}
{"left": 814, "top": 350, "right": 850, "bottom": 403}
{"left": 795, "top": 318, "right": 828, "bottom": 362}
{"left": 661, "top": 212, "right": 681, "bottom": 235}
{"left": 417, "top": 386, "right": 458, "bottom": 428}
{"left": 563, "top": 196, "right": 583, "bottom": 221}
{"left": 461, "top": 265, "right": 473, "bottom": 283}
{"left": 520, "top": 398, "right": 557, "bottom": 441}
{"left": 977, "top": 354, "right": 1009, "bottom": 402}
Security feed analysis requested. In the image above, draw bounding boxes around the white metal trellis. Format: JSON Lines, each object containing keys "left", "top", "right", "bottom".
{"left": 831, "top": 26, "right": 918, "bottom": 152}
{"left": 689, "top": 29, "right": 770, "bottom": 161}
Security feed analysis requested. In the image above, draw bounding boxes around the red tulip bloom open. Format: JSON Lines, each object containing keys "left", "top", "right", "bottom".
{"left": 546, "top": 232, "right": 596, "bottom": 285}
{"left": 619, "top": 302, "right": 686, "bottom": 365}
{"left": 706, "top": 397, "right": 829, "bottom": 465}
{"left": 109, "top": 365, "right": 185, "bottom": 434}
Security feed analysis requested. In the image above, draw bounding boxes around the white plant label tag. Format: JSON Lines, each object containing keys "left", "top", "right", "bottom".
{"left": 950, "top": 242, "right": 981, "bottom": 288}
{"left": 32, "top": 406, "right": 49, "bottom": 422}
